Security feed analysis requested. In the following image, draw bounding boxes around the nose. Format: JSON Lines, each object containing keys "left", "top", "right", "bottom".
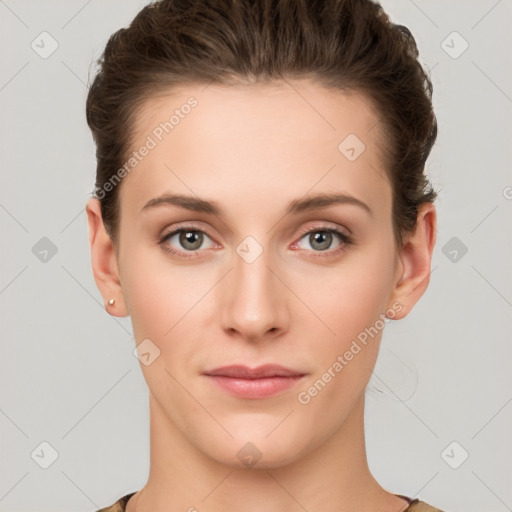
{"left": 220, "top": 241, "right": 290, "bottom": 343}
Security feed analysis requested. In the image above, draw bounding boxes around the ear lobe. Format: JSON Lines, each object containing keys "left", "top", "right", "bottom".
{"left": 387, "top": 203, "right": 437, "bottom": 320}
{"left": 85, "top": 198, "right": 129, "bottom": 317}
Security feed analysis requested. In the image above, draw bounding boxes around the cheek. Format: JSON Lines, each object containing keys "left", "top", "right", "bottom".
{"left": 295, "top": 258, "right": 392, "bottom": 424}
{"left": 120, "top": 253, "right": 205, "bottom": 394}
{"left": 292, "top": 246, "right": 395, "bottom": 412}
{"left": 304, "top": 249, "right": 395, "bottom": 348}
{"left": 119, "top": 246, "right": 177, "bottom": 342}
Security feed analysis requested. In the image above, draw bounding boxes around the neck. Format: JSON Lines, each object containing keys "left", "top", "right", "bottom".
{"left": 128, "top": 394, "right": 409, "bottom": 512}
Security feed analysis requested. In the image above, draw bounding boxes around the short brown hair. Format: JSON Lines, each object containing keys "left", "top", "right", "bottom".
{"left": 86, "top": 0, "right": 438, "bottom": 248}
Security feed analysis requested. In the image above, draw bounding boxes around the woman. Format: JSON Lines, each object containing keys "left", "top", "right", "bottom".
{"left": 85, "top": 0, "right": 443, "bottom": 510}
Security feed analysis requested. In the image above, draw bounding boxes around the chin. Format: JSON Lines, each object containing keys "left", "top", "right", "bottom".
{"left": 199, "top": 426, "right": 311, "bottom": 470}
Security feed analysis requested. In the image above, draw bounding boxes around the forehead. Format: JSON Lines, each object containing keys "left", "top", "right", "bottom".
{"left": 120, "top": 79, "right": 391, "bottom": 219}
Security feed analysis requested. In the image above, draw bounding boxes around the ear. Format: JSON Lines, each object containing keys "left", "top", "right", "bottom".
{"left": 85, "top": 198, "right": 129, "bottom": 317}
{"left": 386, "top": 202, "right": 437, "bottom": 320}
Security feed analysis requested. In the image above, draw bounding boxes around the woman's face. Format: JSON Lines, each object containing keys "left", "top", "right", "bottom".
{"left": 111, "top": 80, "right": 406, "bottom": 467}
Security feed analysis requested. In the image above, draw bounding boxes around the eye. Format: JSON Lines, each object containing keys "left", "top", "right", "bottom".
{"left": 158, "top": 226, "right": 215, "bottom": 259}
{"left": 158, "top": 224, "right": 353, "bottom": 260}
{"left": 292, "top": 227, "right": 353, "bottom": 257}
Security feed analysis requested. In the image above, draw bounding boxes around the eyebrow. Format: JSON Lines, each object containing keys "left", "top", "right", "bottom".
{"left": 141, "top": 192, "right": 372, "bottom": 217}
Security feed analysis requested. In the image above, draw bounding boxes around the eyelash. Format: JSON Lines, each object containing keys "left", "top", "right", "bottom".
{"left": 158, "top": 224, "right": 353, "bottom": 260}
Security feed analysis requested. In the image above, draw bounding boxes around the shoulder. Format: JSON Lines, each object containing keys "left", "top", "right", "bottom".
{"left": 405, "top": 498, "right": 447, "bottom": 512}
{"left": 95, "top": 492, "right": 136, "bottom": 512}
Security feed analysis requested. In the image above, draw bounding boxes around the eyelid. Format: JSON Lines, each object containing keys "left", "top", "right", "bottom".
{"left": 158, "top": 221, "right": 215, "bottom": 240}
{"left": 158, "top": 221, "right": 347, "bottom": 243}
{"left": 295, "top": 221, "right": 351, "bottom": 238}
{"left": 158, "top": 222, "right": 219, "bottom": 248}
{"left": 158, "top": 221, "right": 353, "bottom": 258}
{"left": 290, "top": 224, "right": 352, "bottom": 254}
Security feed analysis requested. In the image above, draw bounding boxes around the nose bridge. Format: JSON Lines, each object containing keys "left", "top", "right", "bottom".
{"left": 221, "top": 236, "right": 287, "bottom": 340}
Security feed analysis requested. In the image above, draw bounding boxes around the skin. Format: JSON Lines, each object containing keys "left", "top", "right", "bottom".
{"left": 86, "top": 79, "right": 436, "bottom": 512}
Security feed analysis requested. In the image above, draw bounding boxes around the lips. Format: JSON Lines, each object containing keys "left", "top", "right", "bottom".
{"left": 203, "top": 364, "right": 307, "bottom": 399}
{"left": 203, "top": 364, "right": 305, "bottom": 379}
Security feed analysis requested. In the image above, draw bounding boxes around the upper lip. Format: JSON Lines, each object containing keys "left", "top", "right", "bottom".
{"left": 203, "top": 364, "right": 306, "bottom": 379}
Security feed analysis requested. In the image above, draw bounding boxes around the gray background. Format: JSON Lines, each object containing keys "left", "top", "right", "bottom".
{"left": 1, "top": 1, "right": 511, "bottom": 511}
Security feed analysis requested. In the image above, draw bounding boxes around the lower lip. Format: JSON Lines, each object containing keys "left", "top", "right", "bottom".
{"left": 205, "top": 375, "right": 305, "bottom": 399}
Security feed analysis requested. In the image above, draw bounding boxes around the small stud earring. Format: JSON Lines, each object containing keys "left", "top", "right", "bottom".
{"left": 108, "top": 298, "right": 115, "bottom": 306}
